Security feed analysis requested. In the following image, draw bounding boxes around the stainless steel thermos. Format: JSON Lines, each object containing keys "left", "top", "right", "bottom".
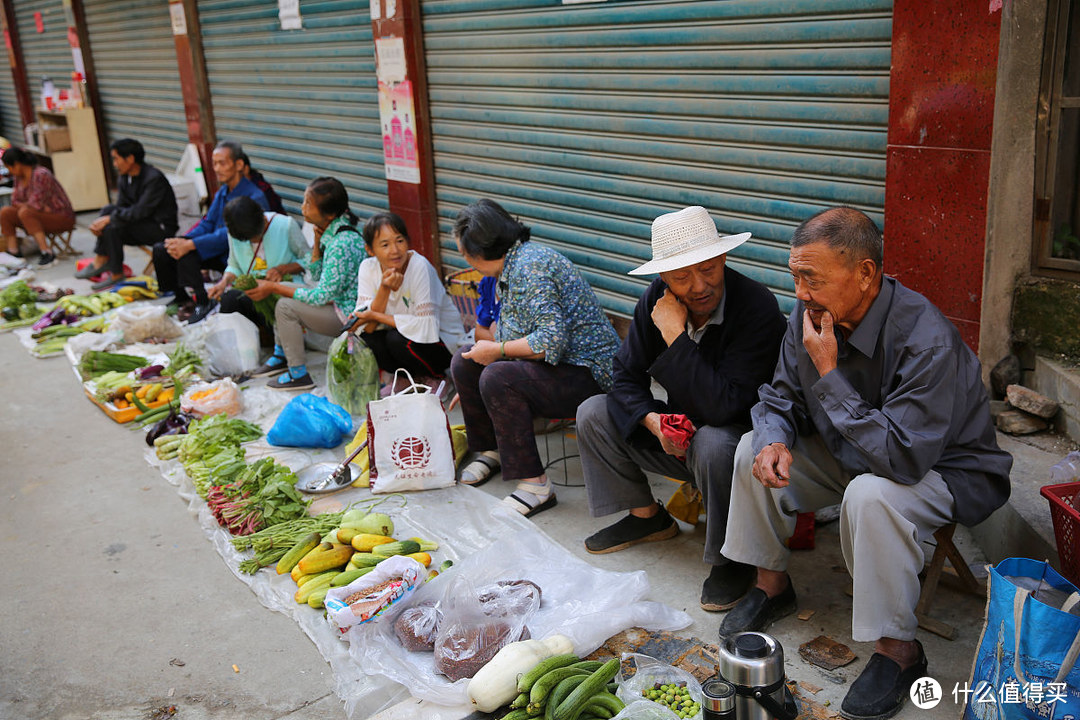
{"left": 701, "top": 677, "right": 737, "bottom": 720}
{"left": 714, "top": 631, "right": 799, "bottom": 720}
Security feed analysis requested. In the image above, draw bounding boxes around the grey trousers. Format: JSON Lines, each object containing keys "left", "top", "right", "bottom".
{"left": 720, "top": 431, "right": 956, "bottom": 642}
{"left": 576, "top": 394, "right": 745, "bottom": 566}
{"left": 274, "top": 297, "right": 342, "bottom": 367}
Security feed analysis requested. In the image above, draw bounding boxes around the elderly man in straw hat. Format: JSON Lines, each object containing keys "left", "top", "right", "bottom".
{"left": 719, "top": 207, "right": 1012, "bottom": 720}
{"left": 576, "top": 206, "right": 786, "bottom": 611}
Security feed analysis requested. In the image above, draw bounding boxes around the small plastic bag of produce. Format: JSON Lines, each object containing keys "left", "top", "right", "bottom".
{"left": 267, "top": 393, "right": 353, "bottom": 448}
{"left": 327, "top": 333, "right": 379, "bottom": 416}
{"left": 181, "top": 377, "right": 243, "bottom": 417}
{"left": 431, "top": 574, "right": 541, "bottom": 682}
{"left": 110, "top": 303, "right": 183, "bottom": 343}
{"left": 612, "top": 653, "right": 704, "bottom": 720}
{"left": 199, "top": 312, "right": 259, "bottom": 376}
{"left": 325, "top": 555, "right": 425, "bottom": 633}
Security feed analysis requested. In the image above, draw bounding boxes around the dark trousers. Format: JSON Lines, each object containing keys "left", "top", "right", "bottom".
{"left": 95, "top": 204, "right": 168, "bottom": 275}
{"left": 152, "top": 243, "right": 224, "bottom": 304}
{"left": 361, "top": 328, "right": 452, "bottom": 378}
{"left": 219, "top": 288, "right": 269, "bottom": 331}
{"left": 450, "top": 346, "right": 604, "bottom": 481}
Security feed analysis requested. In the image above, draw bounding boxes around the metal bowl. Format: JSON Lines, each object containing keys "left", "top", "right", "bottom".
{"left": 294, "top": 461, "right": 354, "bottom": 494}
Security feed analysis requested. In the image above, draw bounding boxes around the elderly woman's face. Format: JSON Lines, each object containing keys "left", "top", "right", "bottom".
{"left": 457, "top": 239, "right": 504, "bottom": 277}
{"left": 301, "top": 188, "right": 331, "bottom": 228}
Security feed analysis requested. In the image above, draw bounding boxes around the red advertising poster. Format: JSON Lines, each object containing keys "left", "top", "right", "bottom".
{"left": 34, "top": 12, "right": 44, "bottom": 33}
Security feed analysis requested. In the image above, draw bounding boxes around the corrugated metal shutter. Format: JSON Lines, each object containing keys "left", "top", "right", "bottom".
{"left": 0, "top": 64, "right": 23, "bottom": 143}
{"left": 82, "top": 0, "right": 188, "bottom": 170}
{"left": 422, "top": 0, "right": 893, "bottom": 316}
{"left": 197, "top": 0, "right": 387, "bottom": 217}
{"left": 13, "top": 1, "right": 75, "bottom": 112}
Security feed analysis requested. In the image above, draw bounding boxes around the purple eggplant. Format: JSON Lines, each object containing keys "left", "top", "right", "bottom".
{"left": 137, "top": 364, "right": 166, "bottom": 380}
{"left": 31, "top": 306, "right": 65, "bottom": 331}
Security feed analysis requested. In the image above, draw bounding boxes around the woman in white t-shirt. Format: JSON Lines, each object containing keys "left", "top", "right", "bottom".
{"left": 346, "top": 212, "right": 466, "bottom": 390}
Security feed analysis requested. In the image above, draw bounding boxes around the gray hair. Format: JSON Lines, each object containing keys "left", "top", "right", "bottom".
{"left": 215, "top": 139, "right": 244, "bottom": 162}
{"left": 791, "top": 207, "right": 883, "bottom": 268}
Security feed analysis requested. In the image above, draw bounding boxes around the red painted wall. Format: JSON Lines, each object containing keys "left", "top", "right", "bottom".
{"left": 884, "top": 0, "right": 1002, "bottom": 350}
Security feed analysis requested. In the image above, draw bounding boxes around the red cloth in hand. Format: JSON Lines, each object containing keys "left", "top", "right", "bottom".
{"left": 659, "top": 413, "right": 696, "bottom": 451}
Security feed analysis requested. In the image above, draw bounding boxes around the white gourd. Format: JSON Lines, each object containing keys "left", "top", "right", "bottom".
{"left": 466, "top": 634, "right": 575, "bottom": 712}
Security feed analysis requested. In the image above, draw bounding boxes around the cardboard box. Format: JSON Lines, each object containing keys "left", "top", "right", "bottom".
{"left": 41, "top": 127, "right": 71, "bottom": 153}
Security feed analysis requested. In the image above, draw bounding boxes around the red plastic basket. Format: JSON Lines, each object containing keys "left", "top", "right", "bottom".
{"left": 1040, "top": 481, "right": 1080, "bottom": 586}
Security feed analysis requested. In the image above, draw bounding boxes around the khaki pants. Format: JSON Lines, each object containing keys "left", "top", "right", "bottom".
{"left": 274, "top": 297, "right": 342, "bottom": 367}
{"left": 720, "top": 431, "right": 955, "bottom": 642}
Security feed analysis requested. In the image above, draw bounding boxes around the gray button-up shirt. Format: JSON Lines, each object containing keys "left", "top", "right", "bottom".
{"left": 751, "top": 276, "right": 1012, "bottom": 526}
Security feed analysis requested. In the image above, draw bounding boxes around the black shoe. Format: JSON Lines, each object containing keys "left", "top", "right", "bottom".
{"left": 186, "top": 302, "right": 214, "bottom": 325}
{"left": 840, "top": 642, "right": 927, "bottom": 720}
{"left": 267, "top": 372, "right": 315, "bottom": 391}
{"left": 701, "top": 561, "right": 756, "bottom": 612}
{"left": 584, "top": 504, "right": 679, "bottom": 554}
{"left": 36, "top": 252, "right": 56, "bottom": 268}
{"left": 74, "top": 262, "right": 101, "bottom": 279}
{"left": 250, "top": 356, "right": 287, "bottom": 378}
{"left": 718, "top": 581, "right": 797, "bottom": 636}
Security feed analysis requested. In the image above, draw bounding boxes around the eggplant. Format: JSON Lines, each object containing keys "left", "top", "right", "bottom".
{"left": 137, "top": 364, "right": 166, "bottom": 380}
{"left": 31, "top": 306, "right": 65, "bottom": 331}
{"left": 145, "top": 411, "right": 193, "bottom": 445}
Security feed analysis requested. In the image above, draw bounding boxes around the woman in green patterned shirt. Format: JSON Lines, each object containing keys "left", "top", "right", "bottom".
{"left": 244, "top": 177, "right": 367, "bottom": 391}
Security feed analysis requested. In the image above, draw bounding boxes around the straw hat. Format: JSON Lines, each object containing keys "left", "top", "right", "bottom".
{"left": 629, "top": 206, "right": 751, "bottom": 276}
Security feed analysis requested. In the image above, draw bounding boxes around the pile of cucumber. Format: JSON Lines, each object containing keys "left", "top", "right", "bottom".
{"left": 501, "top": 655, "right": 625, "bottom": 720}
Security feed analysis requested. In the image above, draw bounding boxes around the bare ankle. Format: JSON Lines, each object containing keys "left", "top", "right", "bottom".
{"left": 629, "top": 501, "right": 660, "bottom": 519}
{"left": 875, "top": 638, "right": 919, "bottom": 669}
{"left": 755, "top": 569, "right": 789, "bottom": 598}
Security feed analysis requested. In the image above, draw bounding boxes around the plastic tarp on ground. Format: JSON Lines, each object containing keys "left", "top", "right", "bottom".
{"left": 143, "top": 383, "right": 692, "bottom": 719}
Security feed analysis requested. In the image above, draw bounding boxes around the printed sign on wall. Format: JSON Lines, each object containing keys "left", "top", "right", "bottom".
{"left": 375, "top": 37, "right": 420, "bottom": 184}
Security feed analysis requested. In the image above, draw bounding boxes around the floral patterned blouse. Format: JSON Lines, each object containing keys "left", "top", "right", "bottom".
{"left": 294, "top": 215, "right": 366, "bottom": 315}
{"left": 13, "top": 166, "right": 75, "bottom": 222}
{"left": 495, "top": 240, "right": 620, "bottom": 391}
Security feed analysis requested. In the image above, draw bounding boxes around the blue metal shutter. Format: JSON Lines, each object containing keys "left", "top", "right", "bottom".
{"left": 197, "top": 0, "right": 387, "bottom": 217}
{"left": 421, "top": 0, "right": 893, "bottom": 316}
{"left": 82, "top": 0, "right": 188, "bottom": 170}
{"left": 13, "top": 0, "right": 75, "bottom": 112}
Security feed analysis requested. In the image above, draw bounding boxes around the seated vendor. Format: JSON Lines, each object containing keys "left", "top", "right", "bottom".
{"left": 207, "top": 195, "right": 307, "bottom": 334}
{"left": 577, "top": 206, "right": 785, "bottom": 612}
{"left": 718, "top": 207, "right": 1013, "bottom": 720}
{"left": 1, "top": 146, "right": 76, "bottom": 267}
{"left": 247, "top": 176, "right": 366, "bottom": 391}
{"left": 152, "top": 140, "right": 268, "bottom": 324}
{"left": 449, "top": 198, "right": 620, "bottom": 518}
{"left": 346, "top": 212, "right": 466, "bottom": 392}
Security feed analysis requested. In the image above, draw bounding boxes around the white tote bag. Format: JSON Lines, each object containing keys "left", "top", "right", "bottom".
{"left": 367, "top": 370, "right": 456, "bottom": 493}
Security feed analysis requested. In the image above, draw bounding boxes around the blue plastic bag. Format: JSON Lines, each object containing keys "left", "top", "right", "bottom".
{"left": 964, "top": 557, "right": 1080, "bottom": 720}
{"left": 268, "top": 393, "right": 354, "bottom": 448}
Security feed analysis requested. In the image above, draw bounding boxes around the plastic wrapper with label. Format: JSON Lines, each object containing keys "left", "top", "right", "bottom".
{"left": 325, "top": 556, "right": 425, "bottom": 633}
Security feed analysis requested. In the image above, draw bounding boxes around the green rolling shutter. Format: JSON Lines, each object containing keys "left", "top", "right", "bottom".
{"left": 82, "top": 0, "right": 188, "bottom": 170}
{"left": 421, "top": 0, "right": 893, "bottom": 316}
{"left": 0, "top": 61, "right": 23, "bottom": 143}
{"left": 13, "top": 0, "right": 75, "bottom": 114}
{"left": 196, "top": 0, "right": 387, "bottom": 217}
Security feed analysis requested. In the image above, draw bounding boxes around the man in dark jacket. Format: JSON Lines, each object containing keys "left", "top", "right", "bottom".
{"left": 577, "top": 205, "right": 786, "bottom": 611}
{"left": 78, "top": 137, "right": 178, "bottom": 289}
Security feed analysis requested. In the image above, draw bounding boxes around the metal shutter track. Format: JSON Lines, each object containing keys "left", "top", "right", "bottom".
{"left": 422, "top": 0, "right": 893, "bottom": 316}
{"left": 198, "top": 0, "right": 387, "bottom": 217}
{"left": 82, "top": 0, "right": 188, "bottom": 170}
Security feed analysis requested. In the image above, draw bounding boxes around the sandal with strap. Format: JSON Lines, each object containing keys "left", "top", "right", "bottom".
{"left": 502, "top": 482, "right": 558, "bottom": 518}
{"left": 457, "top": 451, "right": 501, "bottom": 486}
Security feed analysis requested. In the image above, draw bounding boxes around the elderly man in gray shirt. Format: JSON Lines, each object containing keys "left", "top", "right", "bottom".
{"left": 719, "top": 207, "right": 1012, "bottom": 720}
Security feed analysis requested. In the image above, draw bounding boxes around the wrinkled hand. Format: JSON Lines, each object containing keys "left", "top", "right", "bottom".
{"left": 244, "top": 279, "right": 275, "bottom": 302}
{"left": 89, "top": 215, "right": 110, "bottom": 236}
{"left": 644, "top": 412, "right": 694, "bottom": 459}
{"left": 265, "top": 266, "right": 284, "bottom": 282}
{"left": 802, "top": 309, "right": 838, "bottom": 377}
{"left": 462, "top": 340, "right": 502, "bottom": 367}
{"left": 164, "top": 237, "right": 195, "bottom": 260}
{"left": 207, "top": 279, "right": 228, "bottom": 301}
{"left": 381, "top": 267, "right": 405, "bottom": 292}
{"left": 651, "top": 289, "right": 688, "bottom": 345}
{"left": 346, "top": 309, "right": 375, "bottom": 333}
{"left": 753, "top": 443, "right": 793, "bottom": 489}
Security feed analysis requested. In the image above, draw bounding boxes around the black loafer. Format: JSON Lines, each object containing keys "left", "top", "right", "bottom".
{"left": 840, "top": 642, "right": 927, "bottom": 720}
{"left": 718, "top": 581, "right": 797, "bottom": 636}
{"left": 701, "top": 561, "right": 756, "bottom": 612}
{"left": 584, "top": 504, "right": 679, "bottom": 554}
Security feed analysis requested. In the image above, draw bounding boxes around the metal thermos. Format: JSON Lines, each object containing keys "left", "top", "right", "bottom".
{"left": 716, "top": 631, "right": 799, "bottom": 720}
{"left": 701, "top": 678, "right": 737, "bottom": 720}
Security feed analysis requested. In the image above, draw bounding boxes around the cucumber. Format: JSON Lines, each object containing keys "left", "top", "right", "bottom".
{"left": 276, "top": 532, "right": 322, "bottom": 575}
{"left": 331, "top": 566, "right": 376, "bottom": 587}
{"left": 581, "top": 692, "right": 624, "bottom": 718}
{"left": 518, "top": 653, "right": 582, "bottom": 692}
{"left": 553, "top": 658, "right": 620, "bottom": 720}
{"left": 499, "top": 710, "right": 532, "bottom": 720}
{"left": 528, "top": 667, "right": 590, "bottom": 711}
{"left": 510, "top": 692, "right": 530, "bottom": 709}
{"left": 605, "top": 682, "right": 619, "bottom": 694}
{"left": 307, "top": 586, "right": 330, "bottom": 608}
{"left": 571, "top": 660, "right": 605, "bottom": 673}
{"left": 544, "top": 675, "right": 588, "bottom": 720}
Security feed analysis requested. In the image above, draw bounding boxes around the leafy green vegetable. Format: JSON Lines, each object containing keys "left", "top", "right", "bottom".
{"left": 0, "top": 280, "right": 38, "bottom": 309}
{"left": 327, "top": 334, "right": 379, "bottom": 415}
{"left": 233, "top": 273, "right": 285, "bottom": 326}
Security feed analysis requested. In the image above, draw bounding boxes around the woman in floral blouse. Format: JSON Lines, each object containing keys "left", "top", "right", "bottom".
{"left": 245, "top": 176, "right": 366, "bottom": 391}
{"left": 1, "top": 146, "right": 75, "bottom": 267}
{"left": 450, "top": 199, "right": 620, "bottom": 517}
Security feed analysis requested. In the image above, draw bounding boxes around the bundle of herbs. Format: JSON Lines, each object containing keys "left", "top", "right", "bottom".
{"left": 206, "top": 457, "right": 308, "bottom": 536}
{"left": 232, "top": 274, "right": 283, "bottom": 326}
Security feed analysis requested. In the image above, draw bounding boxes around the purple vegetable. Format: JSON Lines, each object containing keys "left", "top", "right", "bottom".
{"left": 31, "top": 306, "right": 65, "bottom": 331}
{"left": 137, "top": 364, "right": 166, "bottom": 379}
{"left": 145, "top": 411, "right": 192, "bottom": 446}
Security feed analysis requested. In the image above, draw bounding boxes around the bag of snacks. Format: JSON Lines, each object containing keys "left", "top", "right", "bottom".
{"left": 325, "top": 555, "right": 425, "bottom": 634}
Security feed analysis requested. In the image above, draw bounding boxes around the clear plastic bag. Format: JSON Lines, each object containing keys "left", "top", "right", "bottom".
{"left": 613, "top": 654, "right": 704, "bottom": 720}
{"left": 180, "top": 378, "right": 243, "bottom": 417}
{"left": 327, "top": 334, "right": 379, "bottom": 416}
{"left": 199, "top": 312, "right": 259, "bottom": 376}
{"left": 110, "top": 303, "right": 183, "bottom": 343}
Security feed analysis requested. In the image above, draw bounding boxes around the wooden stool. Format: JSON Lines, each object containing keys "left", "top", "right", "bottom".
{"left": 136, "top": 245, "right": 154, "bottom": 275}
{"left": 46, "top": 229, "right": 75, "bottom": 258}
{"left": 915, "top": 523, "right": 984, "bottom": 640}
